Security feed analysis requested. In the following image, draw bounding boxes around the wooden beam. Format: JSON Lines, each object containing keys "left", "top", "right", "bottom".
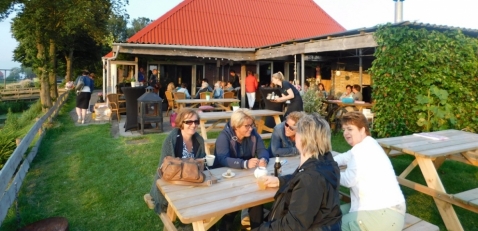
{"left": 119, "top": 47, "right": 255, "bottom": 62}
{"left": 255, "top": 33, "right": 377, "bottom": 60}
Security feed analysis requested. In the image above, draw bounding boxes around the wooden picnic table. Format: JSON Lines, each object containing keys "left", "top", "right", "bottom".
{"left": 376, "top": 129, "right": 478, "bottom": 231}
{"left": 324, "top": 100, "right": 373, "bottom": 112}
{"left": 175, "top": 98, "right": 240, "bottom": 111}
{"left": 198, "top": 109, "right": 283, "bottom": 140}
{"left": 156, "top": 156, "right": 300, "bottom": 231}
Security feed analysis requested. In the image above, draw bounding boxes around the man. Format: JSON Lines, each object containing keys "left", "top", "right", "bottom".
{"left": 194, "top": 78, "right": 213, "bottom": 99}
{"left": 353, "top": 84, "right": 363, "bottom": 101}
{"left": 245, "top": 71, "right": 258, "bottom": 109}
{"left": 138, "top": 67, "right": 145, "bottom": 83}
{"left": 229, "top": 70, "right": 240, "bottom": 88}
{"left": 176, "top": 83, "right": 191, "bottom": 99}
{"left": 149, "top": 69, "right": 159, "bottom": 93}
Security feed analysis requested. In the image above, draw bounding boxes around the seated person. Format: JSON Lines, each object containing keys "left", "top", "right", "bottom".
{"left": 213, "top": 81, "right": 224, "bottom": 99}
{"left": 215, "top": 109, "right": 269, "bottom": 231}
{"left": 334, "top": 111, "right": 406, "bottom": 231}
{"left": 318, "top": 83, "right": 328, "bottom": 98}
{"left": 176, "top": 83, "right": 191, "bottom": 99}
{"left": 254, "top": 113, "right": 342, "bottom": 230}
{"left": 225, "top": 81, "right": 235, "bottom": 92}
{"left": 352, "top": 84, "right": 363, "bottom": 101}
{"left": 269, "top": 111, "right": 306, "bottom": 157}
{"left": 339, "top": 85, "right": 354, "bottom": 99}
{"left": 144, "top": 109, "right": 206, "bottom": 214}
{"left": 166, "top": 82, "right": 176, "bottom": 92}
{"left": 194, "top": 81, "right": 211, "bottom": 99}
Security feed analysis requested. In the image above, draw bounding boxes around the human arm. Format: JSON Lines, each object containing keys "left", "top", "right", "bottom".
{"left": 275, "top": 88, "right": 294, "bottom": 102}
{"left": 214, "top": 132, "right": 248, "bottom": 169}
{"left": 333, "top": 150, "right": 358, "bottom": 188}
{"left": 270, "top": 126, "right": 298, "bottom": 157}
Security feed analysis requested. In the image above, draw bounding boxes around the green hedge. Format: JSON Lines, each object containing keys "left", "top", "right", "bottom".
{"left": 370, "top": 24, "right": 478, "bottom": 137}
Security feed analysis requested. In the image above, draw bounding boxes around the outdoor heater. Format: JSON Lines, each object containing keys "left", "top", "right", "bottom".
{"left": 137, "top": 86, "right": 163, "bottom": 134}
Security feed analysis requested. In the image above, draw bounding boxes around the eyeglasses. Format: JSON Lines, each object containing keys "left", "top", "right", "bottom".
{"left": 243, "top": 124, "right": 255, "bottom": 129}
{"left": 285, "top": 122, "right": 296, "bottom": 131}
{"left": 183, "top": 120, "right": 200, "bottom": 125}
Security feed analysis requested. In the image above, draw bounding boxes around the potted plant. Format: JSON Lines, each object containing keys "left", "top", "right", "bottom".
{"left": 231, "top": 102, "right": 240, "bottom": 111}
{"left": 131, "top": 77, "right": 137, "bottom": 87}
{"left": 205, "top": 91, "right": 211, "bottom": 100}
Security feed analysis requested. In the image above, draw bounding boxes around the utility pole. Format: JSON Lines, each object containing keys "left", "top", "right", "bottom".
{"left": 0, "top": 69, "right": 9, "bottom": 88}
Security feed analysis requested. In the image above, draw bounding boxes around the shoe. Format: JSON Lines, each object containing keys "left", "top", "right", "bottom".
{"left": 144, "top": 194, "right": 154, "bottom": 210}
{"left": 77, "top": 117, "right": 82, "bottom": 123}
{"left": 81, "top": 120, "right": 85, "bottom": 124}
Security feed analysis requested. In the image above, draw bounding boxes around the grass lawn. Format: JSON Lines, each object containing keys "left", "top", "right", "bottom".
{"left": 1, "top": 95, "right": 477, "bottom": 230}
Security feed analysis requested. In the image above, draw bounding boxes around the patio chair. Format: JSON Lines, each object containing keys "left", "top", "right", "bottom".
{"left": 107, "top": 93, "right": 126, "bottom": 120}
{"left": 199, "top": 92, "right": 214, "bottom": 111}
{"left": 222, "top": 91, "right": 235, "bottom": 109}
{"left": 165, "top": 91, "right": 175, "bottom": 116}
{"left": 173, "top": 92, "right": 186, "bottom": 110}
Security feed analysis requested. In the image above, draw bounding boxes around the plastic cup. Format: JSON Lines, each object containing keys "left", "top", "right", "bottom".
{"left": 205, "top": 155, "right": 215, "bottom": 166}
{"left": 257, "top": 176, "right": 267, "bottom": 190}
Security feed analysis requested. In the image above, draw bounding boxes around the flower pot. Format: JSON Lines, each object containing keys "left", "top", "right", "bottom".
{"left": 232, "top": 106, "right": 239, "bottom": 111}
{"left": 205, "top": 95, "right": 210, "bottom": 100}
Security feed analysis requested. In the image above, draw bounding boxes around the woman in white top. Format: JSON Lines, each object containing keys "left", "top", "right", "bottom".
{"left": 334, "top": 111, "right": 406, "bottom": 231}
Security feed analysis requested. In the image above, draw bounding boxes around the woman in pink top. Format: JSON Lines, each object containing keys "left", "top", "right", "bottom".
{"left": 245, "top": 71, "right": 258, "bottom": 109}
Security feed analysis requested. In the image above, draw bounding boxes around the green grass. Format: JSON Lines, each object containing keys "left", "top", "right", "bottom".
{"left": 1, "top": 97, "right": 477, "bottom": 230}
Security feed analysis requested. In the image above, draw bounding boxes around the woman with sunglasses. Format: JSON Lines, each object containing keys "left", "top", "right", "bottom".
{"left": 214, "top": 109, "right": 270, "bottom": 231}
{"left": 269, "top": 111, "right": 306, "bottom": 157}
{"left": 144, "top": 108, "right": 206, "bottom": 214}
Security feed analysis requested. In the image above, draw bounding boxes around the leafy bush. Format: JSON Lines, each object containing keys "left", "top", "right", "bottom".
{"left": 20, "top": 79, "right": 34, "bottom": 88}
{"left": 94, "top": 77, "right": 102, "bottom": 89}
{"left": 302, "top": 89, "right": 324, "bottom": 114}
{"left": 369, "top": 24, "right": 478, "bottom": 137}
{"left": 0, "top": 101, "right": 30, "bottom": 114}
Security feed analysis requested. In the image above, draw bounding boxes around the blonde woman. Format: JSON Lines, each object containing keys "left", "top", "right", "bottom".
{"left": 214, "top": 109, "right": 269, "bottom": 230}
{"left": 166, "top": 82, "right": 176, "bottom": 92}
{"left": 255, "top": 113, "right": 342, "bottom": 230}
{"left": 270, "top": 71, "right": 303, "bottom": 117}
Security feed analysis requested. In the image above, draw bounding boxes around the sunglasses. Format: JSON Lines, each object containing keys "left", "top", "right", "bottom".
{"left": 183, "top": 120, "right": 200, "bottom": 125}
{"left": 285, "top": 122, "right": 296, "bottom": 131}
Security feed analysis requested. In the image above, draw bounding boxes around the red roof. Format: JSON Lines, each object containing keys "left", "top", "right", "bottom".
{"left": 127, "top": 0, "right": 345, "bottom": 48}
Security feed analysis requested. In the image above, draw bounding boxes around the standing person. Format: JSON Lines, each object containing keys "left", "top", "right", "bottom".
{"left": 245, "top": 71, "right": 258, "bottom": 109}
{"left": 334, "top": 111, "right": 406, "bottom": 231}
{"left": 229, "top": 70, "right": 240, "bottom": 89}
{"left": 75, "top": 70, "right": 93, "bottom": 124}
{"left": 254, "top": 113, "right": 342, "bottom": 231}
{"left": 138, "top": 67, "right": 145, "bottom": 83}
{"left": 87, "top": 72, "right": 96, "bottom": 113}
{"left": 149, "top": 69, "right": 159, "bottom": 93}
{"left": 270, "top": 71, "right": 303, "bottom": 117}
{"left": 214, "top": 109, "right": 270, "bottom": 231}
{"left": 268, "top": 111, "right": 306, "bottom": 157}
{"left": 144, "top": 109, "right": 206, "bottom": 214}
{"left": 352, "top": 84, "right": 363, "bottom": 101}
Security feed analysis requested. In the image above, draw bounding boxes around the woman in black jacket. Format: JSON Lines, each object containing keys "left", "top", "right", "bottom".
{"left": 253, "top": 113, "right": 342, "bottom": 231}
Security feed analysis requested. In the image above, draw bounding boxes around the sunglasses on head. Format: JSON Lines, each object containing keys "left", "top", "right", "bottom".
{"left": 285, "top": 122, "right": 295, "bottom": 131}
{"left": 183, "top": 120, "right": 200, "bottom": 125}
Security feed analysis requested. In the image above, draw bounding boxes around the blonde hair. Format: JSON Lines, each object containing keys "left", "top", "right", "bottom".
{"left": 167, "top": 82, "right": 175, "bottom": 91}
{"left": 296, "top": 113, "right": 332, "bottom": 157}
{"left": 230, "top": 109, "right": 255, "bottom": 130}
{"left": 272, "top": 71, "right": 285, "bottom": 81}
{"left": 175, "top": 108, "right": 200, "bottom": 129}
{"left": 285, "top": 111, "right": 307, "bottom": 123}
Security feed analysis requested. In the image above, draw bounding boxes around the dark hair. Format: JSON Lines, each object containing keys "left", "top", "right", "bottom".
{"left": 230, "top": 70, "right": 236, "bottom": 73}
{"left": 346, "top": 85, "right": 352, "bottom": 90}
{"left": 181, "top": 83, "right": 188, "bottom": 88}
{"left": 304, "top": 81, "right": 310, "bottom": 87}
{"left": 353, "top": 84, "right": 361, "bottom": 91}
{"left": 318, "top": 83, "right": 325, "bottom": 90}
{"left": 202, "top": 78, "right": 209, "bottom": 84}
{"left": 82, "top": 70, "right": 89, "bottom": 76}
{"left": 341, "top": 111, "right": 370, "bottom": 136}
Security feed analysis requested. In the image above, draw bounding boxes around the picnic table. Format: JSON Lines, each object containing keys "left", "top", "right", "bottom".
{"left": 156, "top": 156, "right": 300, "bottom": 231}
{"left": 376, "top": 129, "right": 478, "bottom": 231}
{"left": 175, "top": 98, "right": 240, "bottom": 111}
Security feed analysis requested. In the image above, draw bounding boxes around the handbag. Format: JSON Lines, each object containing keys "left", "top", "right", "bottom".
{"left": 158, "top": 156, "right": 217, "bottom": 186}
{"left": 75, "top": 76, "right": 85, "bottom": 91}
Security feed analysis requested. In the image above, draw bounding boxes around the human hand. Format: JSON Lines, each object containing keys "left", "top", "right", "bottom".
{"left": 247, "top": 158, "right": 259, "bottom": 168}
{"left": 262, "top": 176, "right": 280, "bottom": 188}
{"left": 258, "top": 158, "right": 267, "bottom": 167}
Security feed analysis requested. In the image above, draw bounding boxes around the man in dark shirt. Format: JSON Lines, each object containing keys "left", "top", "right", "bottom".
{"left": 229, "top": 70, "right": 240, "bottom": 88}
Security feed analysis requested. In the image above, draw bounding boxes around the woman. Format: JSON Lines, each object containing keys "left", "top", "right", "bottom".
{"left": 269, "top": 111, "right": 306, "bottom": 157}
{"left": 318, "top": 83, "right": 328, "bottom": 99}
{"left": 166, "top": 82, "right": 176, "bottom": 92}
{"left": 254, "top": 113, "right": 342, "bottom": 230}
{"left": 75, "top": 70, "right": 94, "bottom": 124}
{"left": 245, "top": 71, "right": 258, "bottom": 109}
{"left": 195, "top": 80, "right": 211, "bottom": 99}
{"left": 270, "top": 72, "right": 303, "bottom": 117}
{"left": 215, "top": 109, "right": 270, "bottom": 231}
{"left": 334, "top": 111, "right": 405, "bottom": 231}
{"left": 339, "top": 85, "right": 354, "bottom": 99}
{"left": 144, "top": 108, "right": 206, "bottom": 214}
{"left": 213, "top": 81, "right": 224, "bottom": 99}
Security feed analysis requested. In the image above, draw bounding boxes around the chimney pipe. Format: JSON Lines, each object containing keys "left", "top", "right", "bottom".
{"left": 394, "top": 0, "right": 404, "bottom": 23}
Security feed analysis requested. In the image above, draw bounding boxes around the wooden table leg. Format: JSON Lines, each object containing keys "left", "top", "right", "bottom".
{"left": 416, "top": 157, "right": 464, "bottom": 231}
{"left": 167, "top": 205, "right": 177, "bottom": 222}
{"left": 191, "top": 216, "right": 223, "bottom": 231}
{"left": 192, "top": 221, "right": 206, "bottom": 231}
{"left": 200, "top": 120, "right": 208, "bottom": 139}
{"left": 273, "top": 115, "right": 281, "bottom": 125}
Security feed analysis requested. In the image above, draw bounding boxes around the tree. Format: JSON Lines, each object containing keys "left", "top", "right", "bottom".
{"left": 126, "top": 17, "right": 152, "bottom": 39}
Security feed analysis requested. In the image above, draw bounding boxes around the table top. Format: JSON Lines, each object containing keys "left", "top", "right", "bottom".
{"left": 156, "top": 156, "right": 300, "bottom": 223}
{"left": 197, "top": 109, "right": 284, "bottom": 121}
{"left": 376, "top": 129, "right": 478, "bottom": 158}
{"left": 175, "top": 98, "right": 240, "bottom": 103}
{"left": 325, "top": 100, "right": 373, "bottom": 107}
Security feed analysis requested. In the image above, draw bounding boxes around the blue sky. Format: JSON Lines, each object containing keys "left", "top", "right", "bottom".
{"left": 1, "top": 0, "right": 477, "bottom": 69}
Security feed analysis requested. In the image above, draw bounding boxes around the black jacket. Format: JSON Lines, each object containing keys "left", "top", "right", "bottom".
{"left": 254, "top": 153, "right": 342, "bottom": 231}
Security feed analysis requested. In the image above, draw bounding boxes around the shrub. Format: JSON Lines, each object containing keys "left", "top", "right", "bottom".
{"left": 20, "top": 79, "right": 34, "bottom": 88}
{"left": 302, "top": 89, "right": 324, "bottom": 114}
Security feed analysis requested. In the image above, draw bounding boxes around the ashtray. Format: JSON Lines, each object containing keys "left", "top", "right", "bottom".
{"left": 222, "top": 172, "right": 235, "bottom": 178}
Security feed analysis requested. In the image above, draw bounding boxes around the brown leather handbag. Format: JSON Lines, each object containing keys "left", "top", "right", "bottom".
{"left": 158, "top": 156, "right": 216, "bottom": 186}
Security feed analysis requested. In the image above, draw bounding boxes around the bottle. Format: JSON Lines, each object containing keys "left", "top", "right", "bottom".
{"left": 274, "top": 157, "right": 282, "bottom": 177}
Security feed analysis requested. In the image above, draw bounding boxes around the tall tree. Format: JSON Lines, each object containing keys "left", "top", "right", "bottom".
{"left": 126, "top": 17, "right": 152, "bottom": 39}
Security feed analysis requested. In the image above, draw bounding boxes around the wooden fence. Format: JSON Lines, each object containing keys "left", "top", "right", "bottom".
{"left": 0, "top": 88, "right": 41, "bottom": 102}
{"left": 0, "top": 90, "right": 69, "bottom": 226}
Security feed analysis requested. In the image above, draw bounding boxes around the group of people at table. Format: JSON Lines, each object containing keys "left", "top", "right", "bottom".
{"left": 143, "top": 101, "right": 405, "bottom": 230}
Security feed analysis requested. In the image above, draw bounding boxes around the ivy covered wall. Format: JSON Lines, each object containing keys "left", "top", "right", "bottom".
{"left": 370, "top": 24, "right": 478, "bottom": 137}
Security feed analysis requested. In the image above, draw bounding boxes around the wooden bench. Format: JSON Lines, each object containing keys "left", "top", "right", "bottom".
{"left": 339, "top": 192, "right": 439, "bottom": 231}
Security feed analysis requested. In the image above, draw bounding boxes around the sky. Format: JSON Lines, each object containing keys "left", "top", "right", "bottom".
{"left": 1, "top": 0, "right": 477, "bottom": 70}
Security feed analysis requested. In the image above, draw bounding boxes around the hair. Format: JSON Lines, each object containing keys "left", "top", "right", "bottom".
{"left": 247, "top": 70, "right": 252, "bottom": 75}
{"left": 296, "top": 113, "right": 331, "bottom": 157}
{"left": 202, "top": 78, "right": 209, "bottom": 84}
{"left": 167, "top": 82, "right": 176, "bottom": 91}
{"left": 214, "top": 81, "right": 221, "bottom": 88}
{"left": 230, "top": 108, "right": 255, "bottom": 130}
{"left": 175, "top": 108, "right": 200, "bottom": 129}
{"left": 272, "top": 72, "right": 285, "bottom": 81}
{"left": 230, "top": 70, "right": 236, "bottom": 74}
{"left": 304, "top": 81, "right": 310, "bottom": 87}
{"left": 82, "top": 70, "right": 89, "bottom": 76}
{"left": 227, "top": 81, "right": 233, "bottom": 86}
{"left": 318, "top": 83, "right": 325, "bottom": 90}
{"left": 346, "top": 85, "right": 352, "bottom": 90}
{"left": 340, "top": 111, "right": 371, "bottom": 136}
{"left": 285, "top": 111, "right": 307, "bottom": 123}
{"left": 353, "top": 84, "right": 361, "bottom": 91}
{"left": 181, "top": 82, "right": 188, "bottom": 88}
